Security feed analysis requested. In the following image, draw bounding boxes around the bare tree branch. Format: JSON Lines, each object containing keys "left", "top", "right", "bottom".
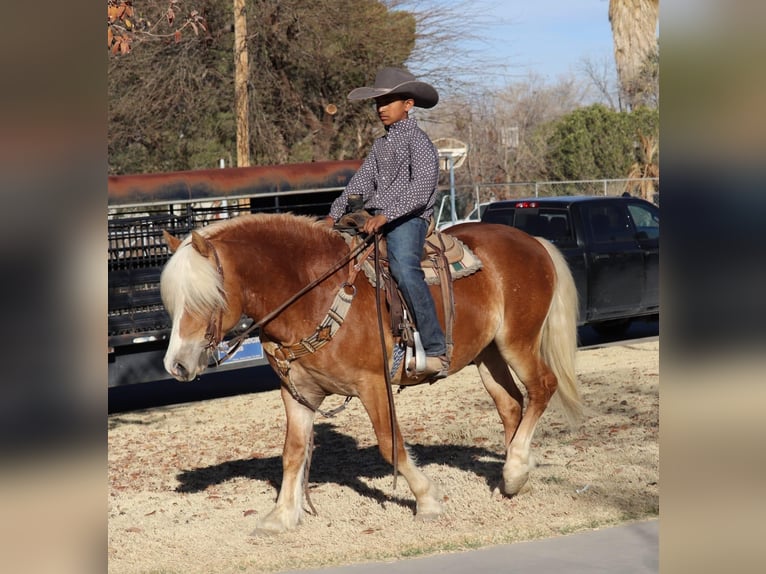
{"left": 578, "top": 55, "right": 620, "bottom": 109}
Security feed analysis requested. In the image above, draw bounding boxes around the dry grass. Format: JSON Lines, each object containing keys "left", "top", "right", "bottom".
{"left": 108, "top": 341, "right": 658, "bottom": 574}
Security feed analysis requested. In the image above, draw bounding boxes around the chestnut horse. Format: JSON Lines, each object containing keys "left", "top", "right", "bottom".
{"left": 160, "top": 212, "right": 581, "bottom": 534}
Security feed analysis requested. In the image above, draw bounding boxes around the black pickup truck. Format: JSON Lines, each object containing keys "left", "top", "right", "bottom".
{"left": 480, "top": 195, "right": 659, "bottom": 334}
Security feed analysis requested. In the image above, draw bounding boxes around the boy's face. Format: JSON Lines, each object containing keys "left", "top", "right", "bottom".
{"left": 374, "top": 95, "right": 414, "bottom": 127}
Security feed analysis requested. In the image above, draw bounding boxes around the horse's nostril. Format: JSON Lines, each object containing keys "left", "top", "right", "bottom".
{"left": 174, "top": 362, "right": 189, "bottom": 380}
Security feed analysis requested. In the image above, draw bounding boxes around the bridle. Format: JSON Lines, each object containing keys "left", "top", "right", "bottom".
{"left": 197, "top": 231, "right": 375, "bottom": 364}
{"left": 199, "top": 234, "right": 226, "bottom": 353}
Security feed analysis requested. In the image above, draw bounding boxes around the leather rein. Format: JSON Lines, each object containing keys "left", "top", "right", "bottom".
{"left": 201, "top": 231, "right": 375, "bottom": 368}
{"left": 195, "top": 225, "right": 440, "bottom": 503}
{"left": 193, "top": 229, "right": 379, "bottom": 518}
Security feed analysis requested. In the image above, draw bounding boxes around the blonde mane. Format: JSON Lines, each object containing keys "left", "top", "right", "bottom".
{"left": 160, "top": 236, "right": 227, "bottom": 320}
{"left": 160, "top": 213, "right": 333, "bottom": 319}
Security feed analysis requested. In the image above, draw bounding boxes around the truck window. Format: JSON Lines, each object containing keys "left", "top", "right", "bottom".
{"left": 513, "top": 208, "right": 572, "bottom": 243}
{"left": 627, "top": 203, "right": 660, "bottom": 240}
{"left": 539, "top": 209, "right": 572, "bottom": 243}
{"left": 513, "top": 211, "right": 542, "bottom": 235}
{"left": 481, "top": 206, "right": 516, "bottom": 227}
{"left": 586, "top": 204, "right": 634, "bottom": 243}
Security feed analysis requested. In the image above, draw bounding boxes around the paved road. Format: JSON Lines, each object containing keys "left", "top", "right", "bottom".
{"left": 280, "top": 519, "right": 658, "bottom": 574}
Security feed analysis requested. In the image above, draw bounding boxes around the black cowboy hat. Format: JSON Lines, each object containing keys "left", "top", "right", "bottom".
{"left": 347, "top": 67, "right": 439, "bottom": 109}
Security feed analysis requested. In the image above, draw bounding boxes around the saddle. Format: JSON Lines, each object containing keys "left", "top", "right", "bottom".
{"left": 336, "top": 211, "right": 482, "bottom": 284}
{"left": 335, "top": 210, "right": 482, "bottom": 385}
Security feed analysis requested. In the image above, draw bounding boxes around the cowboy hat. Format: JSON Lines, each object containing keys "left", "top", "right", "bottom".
{"left": 347, "top": 67, "right": 439, "bottom": 108}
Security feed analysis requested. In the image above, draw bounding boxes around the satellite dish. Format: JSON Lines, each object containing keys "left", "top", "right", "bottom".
{"left": 433, "top": 137, "right": 468, "bottom": 171}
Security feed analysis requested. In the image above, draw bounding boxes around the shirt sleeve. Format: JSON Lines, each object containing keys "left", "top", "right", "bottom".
{"left": 328, "top": 146, "right": 379, "bottom": 221}
{"left": 381, "top": 129, "right": 439, "bottom": 222}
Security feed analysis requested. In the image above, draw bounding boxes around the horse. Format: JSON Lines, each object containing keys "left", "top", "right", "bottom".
{"left": 160, "top": 212, "right": 582, "bottom": 534}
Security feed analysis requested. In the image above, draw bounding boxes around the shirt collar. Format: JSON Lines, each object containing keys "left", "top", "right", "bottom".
{"left": 385, "top": 117, "right": 417, "bottom": 134}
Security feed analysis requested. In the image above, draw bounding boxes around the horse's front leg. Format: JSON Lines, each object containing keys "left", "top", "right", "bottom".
{"left": 358, "top": 382, "right": 443, "bottom": 520}
{"left": 252, "top": 385, "right": 317, "bottom": 535}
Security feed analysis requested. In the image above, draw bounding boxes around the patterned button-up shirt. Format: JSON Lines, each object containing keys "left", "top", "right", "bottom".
{"left": 328, "top": 117, "right": 439, "bottom": 223}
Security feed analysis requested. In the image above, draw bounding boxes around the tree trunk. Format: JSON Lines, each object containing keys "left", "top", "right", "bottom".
{"left": 609, "top": 0, "right": 659, "bottom": 110}
{"left": 234, "top": 0, "right": 250, "bottom": 167}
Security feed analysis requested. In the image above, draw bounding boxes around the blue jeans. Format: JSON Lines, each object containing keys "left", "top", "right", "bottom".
{"left": 385, "top": 216, "right": 447, "bottom": 357}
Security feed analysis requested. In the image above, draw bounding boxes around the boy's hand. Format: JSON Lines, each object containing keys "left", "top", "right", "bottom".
{"left": 363, "top": 214, "right": 387, "bottom": 234}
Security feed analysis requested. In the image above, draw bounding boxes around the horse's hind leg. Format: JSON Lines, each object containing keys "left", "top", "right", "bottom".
{"left": 358, "top": 384, "right": 443, "bottom": 520}
{"left": 476, "top": 345, "right": 525, "bottom": 455}
{"left": 496, "top": 347, "right": 558, "bottom": 496}
{"left": 252, "top": 386, "right": 316, "bottom": 535}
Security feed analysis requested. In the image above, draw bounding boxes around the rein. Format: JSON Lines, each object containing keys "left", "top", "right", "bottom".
{"left": 207, "top": 231, "right": 374, "bottom": 364}
{"left": 198, "top": 224, "right": 401, "bottom": 499}
{"left": 373, "top": 233, "right": 400, "bottom": 489}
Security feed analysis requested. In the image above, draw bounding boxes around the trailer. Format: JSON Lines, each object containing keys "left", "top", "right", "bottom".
{"left": 107, "top": 160, "right": 361, "bottom": 387}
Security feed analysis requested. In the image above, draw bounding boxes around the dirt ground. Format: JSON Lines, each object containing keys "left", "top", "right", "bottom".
{"left": 108, "top": 340, "right": 659, "bottom": 574}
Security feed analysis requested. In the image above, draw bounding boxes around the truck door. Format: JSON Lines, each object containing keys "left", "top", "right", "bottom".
{"left": 627, "top": 201, "right": 660, "bottom": 311}
{"left": 581, "top": 201, "right": 645, "bottom": 320}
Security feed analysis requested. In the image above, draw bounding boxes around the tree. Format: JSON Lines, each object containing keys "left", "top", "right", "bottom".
{"left": 434, "top": 76, "right": 586, "bottom": 186}
{"left": 243, "top": 0, "right": 416, "bottom": 163}
{"left": 108, "top": 0, "right": 233, "bottom": 174}
{"left": 233, "top": 0, "right": 249, "bottom": 166}
{"left": 108, "top": 0, "right": 510, "bottom": 174}
{"left": 107, "top": 0, "right": 210, "bottom": 55}
{"left": 632, "top": 44, "right": 659, "bottom": 109}
{"left": 625, "top": 130, "right": 659, "bottom": 201}
{"left": 608, "top": 0, "right": 659, "bottom": 110}
{"left": 384, "top": 0, "right": 506, "bottom": 97}
{"left": 544, "top": 104, "right": 658, "bottom": 182}
{"left": 578, "top": 55, "right": 621, "bottom": 109}
{"left": 108, "top": 0, "right": 417, "bottom": 173}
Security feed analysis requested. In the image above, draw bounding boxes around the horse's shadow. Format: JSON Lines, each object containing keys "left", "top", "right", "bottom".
{"left": 176, "top": 422, "right": 505, "bottom": 512}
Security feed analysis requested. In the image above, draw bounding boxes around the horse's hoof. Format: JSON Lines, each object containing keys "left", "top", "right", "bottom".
{"left": 250, "top": 506, "right": 301, "bottom": 535}
{"left": 501, "top": 461, "right": 531, "bottom": 496}
{"left": 250, "top": 515, "right": 292, "bottom": 536}
{"left": 499, "top": 475, "right": 531, "bottom": 497}
{"left": 415, "top": 498, "right": 444, "bottom": 521}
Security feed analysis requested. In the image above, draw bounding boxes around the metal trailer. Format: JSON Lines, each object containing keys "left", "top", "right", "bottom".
{"left": 108, "top": 160, "right": 361, "bottom": 387}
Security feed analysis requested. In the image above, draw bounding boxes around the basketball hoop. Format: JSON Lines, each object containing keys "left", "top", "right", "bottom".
{"left": 433, "top": 138, "right": 468, "bottom": 226}
{"left": 433, "top": 138, "right": 468, "bottom": 171}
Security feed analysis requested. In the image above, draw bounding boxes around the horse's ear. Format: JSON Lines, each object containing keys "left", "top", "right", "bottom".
{"left": 163, "top": 230, "right": 182, "bottom": 253}
{"left": 190, "top": 230, "right": 211, "bottom": 257}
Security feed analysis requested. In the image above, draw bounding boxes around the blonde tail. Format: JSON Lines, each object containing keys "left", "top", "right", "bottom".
{"left": 536, "top": 237, "right": 582, "bottom": 426}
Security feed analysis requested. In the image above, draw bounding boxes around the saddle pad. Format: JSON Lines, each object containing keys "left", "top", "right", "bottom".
{"left": 422, "top": 236, "right": 483, "bottom": 284}
{"left": 343, "top": 233, "right": 483, "bottom": 286}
